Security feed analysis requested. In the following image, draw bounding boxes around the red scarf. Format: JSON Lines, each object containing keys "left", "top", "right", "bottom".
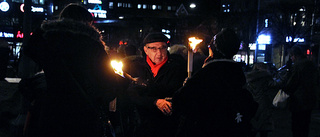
{"left": 146, "top": 56, "right": 168, "bottom": 77}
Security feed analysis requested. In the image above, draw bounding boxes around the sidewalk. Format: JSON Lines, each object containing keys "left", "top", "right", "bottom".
{"left": 270, "top": 107, "right": 320, "bottom": 137}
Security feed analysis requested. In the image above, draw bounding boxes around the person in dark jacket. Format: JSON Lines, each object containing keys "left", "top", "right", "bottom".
{"left": 246, "top": 62, "right": 280, "bottom": 137}
{"left": 23, "top": 3, "right": 125, "bottom": 137}
{"left": 172, "top": 28, "right": 258, "bottom": 137}
{"left": 124, "top": 32, "right": 187, "bottom": 137}
{"left": 0, "top": 39, "right": 9, "bottom": 80}
{"left": 283, "top": 46, "right": 318, "bottom": 137}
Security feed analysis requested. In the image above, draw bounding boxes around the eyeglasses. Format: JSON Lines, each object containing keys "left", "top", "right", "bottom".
{"left": 146, "top": 46, "right": 167, "bottom": 52}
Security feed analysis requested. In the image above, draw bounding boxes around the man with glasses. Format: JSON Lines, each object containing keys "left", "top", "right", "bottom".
{"left": 123, "top": 32, "right": 187, "bottom": 137}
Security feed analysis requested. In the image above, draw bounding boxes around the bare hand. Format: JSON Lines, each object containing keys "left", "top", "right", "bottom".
{"left": 156, "top": 99, "right": 172, "bottom": 116}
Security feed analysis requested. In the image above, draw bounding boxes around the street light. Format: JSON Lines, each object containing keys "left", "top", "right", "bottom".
{"left": 190, "top": 3, "right": 196, "bottom": 8}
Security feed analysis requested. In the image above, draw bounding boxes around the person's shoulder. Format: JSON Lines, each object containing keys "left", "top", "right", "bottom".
{"left": 122, "top": 55, "right": 144, "bottom": 63}
{"left": 168, "top": 54, "right": 186, "bottom": 65}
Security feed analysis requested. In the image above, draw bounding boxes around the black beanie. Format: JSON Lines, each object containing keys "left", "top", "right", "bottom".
{"left": 59, "top": 3, "right": 93, "bottom": 23}
{"left": 143, "top": 32, "right": 169, "bottom": 46}
{"left": 214, "top": 28, "right": 240, "bottom": 58}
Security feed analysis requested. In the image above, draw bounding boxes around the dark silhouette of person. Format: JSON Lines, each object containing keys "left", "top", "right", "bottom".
{"left": 0, "top": 39, "right": 10, "bottom": 80}
{"left": 23, "top": 3, "right": 126, "bottom": 137}
{"left": 172, "top": 28, "right": 258, "bottom": 137}
{"left": 246, "top": 62, "right": 280, "bottom": 137}
{"left": 283, "top": 46, "right": 318, "bottom": 137}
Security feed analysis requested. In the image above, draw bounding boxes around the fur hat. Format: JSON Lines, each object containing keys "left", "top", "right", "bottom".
{"left": 143, "top": 32, "right": 169, "bottom": 46}
{"left": 214, "top": 28, "right": 240, "bottom": 58}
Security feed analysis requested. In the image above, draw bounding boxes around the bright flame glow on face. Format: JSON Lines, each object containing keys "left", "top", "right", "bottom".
{"left": 188, "top": 37, "right": 203, "bottom": 51}
{"left": 111, "top": 60, "right": 124, "bottom": 77}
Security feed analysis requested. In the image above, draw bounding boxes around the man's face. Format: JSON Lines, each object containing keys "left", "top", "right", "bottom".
{"left": 144, "top": 42, "right": 168, "bottom": 64}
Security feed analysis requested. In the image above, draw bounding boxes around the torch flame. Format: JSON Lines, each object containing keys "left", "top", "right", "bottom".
{"left": 188, "top": 37, "right": 203, "bottom": 51}
{"left": 111, "top": 60, "right": 124, "bottom": 77}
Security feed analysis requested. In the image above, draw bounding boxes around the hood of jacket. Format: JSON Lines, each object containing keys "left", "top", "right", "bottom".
{"left": 40, "top": 19, "right": 103, "bottom": 45}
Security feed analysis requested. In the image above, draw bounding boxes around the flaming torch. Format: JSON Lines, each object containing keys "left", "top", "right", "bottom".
{"left": 111, "top": 60, "right": 124, "bottom": 78}
{"left": 188, "top": 37, "right": 203, "bottom": 78}
{"left": 110, "top": 60, "right": 141, "bottom": 84}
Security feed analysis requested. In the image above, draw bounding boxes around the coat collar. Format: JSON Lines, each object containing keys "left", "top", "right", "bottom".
{"left": 202, "top": 59, "right": 235, "bottom": 68}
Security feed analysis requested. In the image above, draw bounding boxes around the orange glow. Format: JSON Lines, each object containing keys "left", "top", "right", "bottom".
{"left": 188, "top": 37, "right": 203, "bottom": 51}
{"left": 111, "top": 60, "right": 124, "bottom": 77}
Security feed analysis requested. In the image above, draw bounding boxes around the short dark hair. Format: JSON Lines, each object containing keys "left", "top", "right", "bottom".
{"left": 59, "top": 3, "right": 93, "bottom": 23}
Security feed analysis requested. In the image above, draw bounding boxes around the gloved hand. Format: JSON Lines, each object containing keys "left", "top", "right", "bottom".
{"left": 155, "top": 99, "right": 172, "bottom": 116}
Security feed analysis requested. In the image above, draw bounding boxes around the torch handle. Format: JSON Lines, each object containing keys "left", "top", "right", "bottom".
{"left": 124, "top": 72, "right": 137, "bottom": 82}
{"left": 187, "top": 50, "right": 193, "bottom": 78}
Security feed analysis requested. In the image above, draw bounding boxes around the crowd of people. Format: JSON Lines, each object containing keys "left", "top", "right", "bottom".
{"left": 1, "top": 3, "right": 319, "bottom": 137}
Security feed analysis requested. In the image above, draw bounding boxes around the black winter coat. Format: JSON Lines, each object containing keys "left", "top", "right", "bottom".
{"left": 125, "top": 54, "right": 187, "bottom": 137}
{"left": 173, "top": 59, "right": 258, "bottom": 137}
{"left": 284, "top": 58, "right": 318, "bottom": 112}
{"left": 24, "top": 19, "right": 122, "bottom": 137}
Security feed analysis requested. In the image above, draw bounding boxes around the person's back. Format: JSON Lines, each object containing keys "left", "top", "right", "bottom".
{"left": 172, "top": 28, "right": 257, "bottom": 137}
{"left": 173, "top": 60, "right": 256, "bottom": 137}
{"left": 24, "top": 3, "right": 121, "bottom": 137}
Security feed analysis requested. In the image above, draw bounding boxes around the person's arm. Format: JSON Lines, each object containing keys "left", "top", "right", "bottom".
{"left": 283, "top": 66, "right": 299, "bottom": 95}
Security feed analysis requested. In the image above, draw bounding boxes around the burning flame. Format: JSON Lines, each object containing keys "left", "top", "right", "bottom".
{"left": 111, "top": 60, "right": 124, "bottom": 77}
{"left": 188, "top": 37, "right": 203, "bottom": 51}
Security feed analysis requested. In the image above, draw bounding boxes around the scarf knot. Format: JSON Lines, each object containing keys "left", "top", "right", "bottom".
{"left": 146, "top": 56, "right": 168, "bottom": 77}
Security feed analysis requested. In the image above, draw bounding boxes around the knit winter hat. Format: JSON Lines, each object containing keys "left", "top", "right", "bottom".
{"left": 143, "top": 32, "right": 169, "bottom": 46}
{"left": 214, "top": 28, "right": 240, "bottom": 58}
{"left": 59, "top": 3, "right": 93, "bottom": 23}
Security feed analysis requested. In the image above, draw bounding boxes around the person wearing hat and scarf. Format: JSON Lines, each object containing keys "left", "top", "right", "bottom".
{"left": 124, "top": 32, "right": 187, "bottom": 137}
{"left": 172, "top": 28, "right": 257, "bottom": 137}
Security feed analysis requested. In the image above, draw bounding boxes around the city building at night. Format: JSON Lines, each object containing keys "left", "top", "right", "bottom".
{"left": 1, "top": 0, "right": 319, "bottom": 71}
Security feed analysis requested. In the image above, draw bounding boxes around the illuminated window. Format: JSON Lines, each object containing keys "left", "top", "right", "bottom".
{"left": 137, "top": 4, "right": 141, "bottom": 9}
{"left": 158, "top": 5, "right": 161, "bottom": 10}
{"left": 39, "top": 0, "right": 44, "bottom": 4}
{"left": 128, "top": 3, "right": 132, "bottom": 8}
{"left": 143, "top": 4, "right": 147, "bottom": 9}
{"left": 257, "top": 34, "right": 271, "bottom": 44}
{"left": 118, "top": 3, "right": 122, "bottom": 7}
{"left": 109, "top": 2, "right": 113, "bottom": 9}
{"left": 265, "top": 19, "right": 268, "bottom": 27}
{"left": 152, "top": 5, "right": 156, "bottom": 10}
{"left": 167, "top": 6, "right": 171, "bottom": 10}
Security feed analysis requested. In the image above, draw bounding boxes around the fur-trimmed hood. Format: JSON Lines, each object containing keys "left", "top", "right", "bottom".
{"left": 40, "top": 19, "right": 103, "bottom": 45}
